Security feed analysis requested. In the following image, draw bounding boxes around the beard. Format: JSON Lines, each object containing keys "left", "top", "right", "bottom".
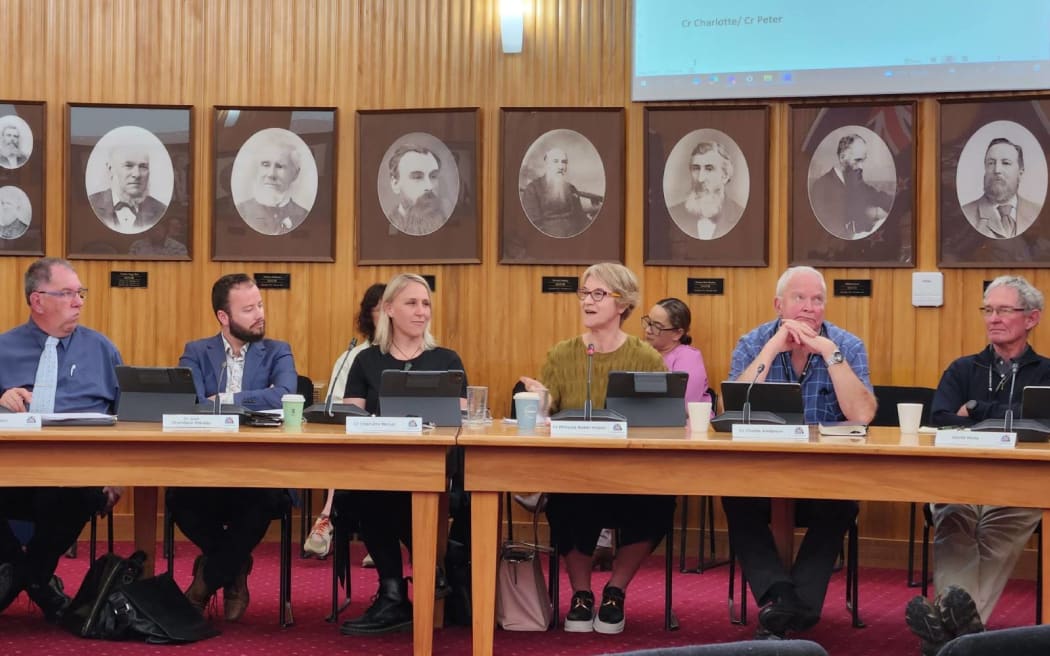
{"left": 542, "top": 173, "right": 571, "bottom": 206}
{"left": 402, "top": 191, "right": 444, "bottom": 223}
{"left": 253, "top": 182, "right": 290, "bottom": 207}
{"left": 683, "top": 183, "right": 725, "bottom": 219}
{"left": 983, "top": 174, "right": 1017, "bottom": 203}
{"left": 0, "top": 143, "right": 18, "bottom": 159}
{"left": 229, "top": 317, "right": 265, "bottom": 344}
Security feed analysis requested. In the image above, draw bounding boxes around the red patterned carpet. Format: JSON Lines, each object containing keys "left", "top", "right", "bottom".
{"left": 0, "top": 541, "right": 1037, "bottom": 655}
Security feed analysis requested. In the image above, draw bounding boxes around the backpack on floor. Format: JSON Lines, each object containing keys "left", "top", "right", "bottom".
{"left": 61, "top": 550, "right": 218, "bottom": 644}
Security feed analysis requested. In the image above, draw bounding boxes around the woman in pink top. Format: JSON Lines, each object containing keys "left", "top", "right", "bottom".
{"left": 641, "top": 297, "right": 712, "bottom": 404}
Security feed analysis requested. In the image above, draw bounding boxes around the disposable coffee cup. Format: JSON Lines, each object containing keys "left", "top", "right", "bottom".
{"left": 282, "top": 393, "right": 306, "bottom": 431}
{"left": 514, "top": 391, "right": 540, "bottom": 432}
{"left": 688, "top": 401, "right": 713, "bottom": 433}
{"left": 897, "top": 402, "right": 923, "bottom": 435}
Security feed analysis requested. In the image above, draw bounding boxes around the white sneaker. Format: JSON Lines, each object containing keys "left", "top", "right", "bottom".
{"left": 303, "top": 515, "right": 333, "bottom": 558}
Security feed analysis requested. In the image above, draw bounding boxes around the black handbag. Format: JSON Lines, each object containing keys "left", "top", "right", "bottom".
{"left": 61, "top": 550, "right": 218, "bottom": 643}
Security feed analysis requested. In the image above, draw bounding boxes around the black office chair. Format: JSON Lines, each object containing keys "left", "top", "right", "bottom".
{"left": 163, "top": 488, "right": 295, "bottom": 627}
{"left": 916, "top": 503, "right": 1043, "bottom": 624}
{"left": 870, "top": 385, "right": 936, "bottom": 588}
{"left": 937, "top": 624, "right": 1050, "bottom": 655}
{"left": 602, "top": 640, "right": 829, "bottom": 656}
{"left": 727, "top": 509, "right": 863, "bottom": 629}
{"left": 679, "top": 387, "right": 727, "bottom": 574}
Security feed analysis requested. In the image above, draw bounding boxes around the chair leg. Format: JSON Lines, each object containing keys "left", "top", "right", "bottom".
{"left": 281, "top": 507, "right": 294, "bottom": 627}
{"left": 665, "top": 522, "right": 678, "bottom": 631}
{"left": 299, "top": 488, "right": 313, "bottom": 559}
{"left": 327, "top": 524, "right": 353, "bottom": 622}
{"left": 106, "top": 513, "right": 114, "bottom": 555}
{"left": 698, "top": 496, "right": 728, "bottom": 572}
{"left": 547, "top": 539, "right": 559, "bottom": 629}
{"left": 504, "top": 492, "right": 514, "bottom": 543}
{"left": 907, "top": 502, "right": 920, "bottom": 587}
{"left": 1037, "top": 521, "right": 1043, "bottom": 625}
{"left": 727, "top": 542, "right": 747, "bottom": 625}
{"left": 846, "top": 521, "right": 865, "bottom": 628}
{"left": 88, "top": 514, "right": 97, "bottom": 562}
{"left": 921, "top": 513, "right": 931, "bottom": 599}
{"left": 678, "top": 495, "right": 690, "bottom": 573}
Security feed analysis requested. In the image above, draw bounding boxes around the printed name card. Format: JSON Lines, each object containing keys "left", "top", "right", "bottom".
{"left": 163, "top": 414, "right": 240, "bottom": 432}
{"left": 0, "top": 413, "right": 42, "bottom": 430}
{"left": 934, "top": 429, "right": 1017, "bottom": 449}
{"left": 346, "top": 416, "right": 423, "bottom": 434}
{"left": 732, "top": 424, "right": 810, "bottom": 442}
{"left": 550, "top": 420, "right": 628, "bottom": 437}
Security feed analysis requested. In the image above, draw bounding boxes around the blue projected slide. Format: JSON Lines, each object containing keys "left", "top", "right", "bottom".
{"left": 633, "top": 0, "right": 1050, "bottom": 101}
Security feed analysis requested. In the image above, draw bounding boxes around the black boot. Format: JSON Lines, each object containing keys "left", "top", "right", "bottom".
{"left": 340, "top": 577, "right": 413, "bottom": 635}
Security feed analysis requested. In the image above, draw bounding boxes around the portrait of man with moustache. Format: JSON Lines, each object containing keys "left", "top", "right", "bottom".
{"left": 808, "top": 132, "right": 895, "bottom": 241}
{"left": 235, "top": 134, "right": 312, "bottom": 236}
{"left": 666, "top": 140, "right": 745, "bottom": 240}
{"left": 961, "top": 137, "right": 1043, "bottom": 240}
{"left": 520, "top": 147, "right": 597, "bottom": 238}
{"left": 0, "top": 118, "right": 30, "bottom": 169}
{"left": 382, "top": 143, "right": 454, "bottom": 237}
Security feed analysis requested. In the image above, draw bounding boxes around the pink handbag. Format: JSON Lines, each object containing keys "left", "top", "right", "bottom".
{"left": 495, "top": 511, "right": 553, "bottom": 631}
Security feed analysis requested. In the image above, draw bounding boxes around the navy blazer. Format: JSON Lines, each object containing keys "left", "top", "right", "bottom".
{"left": 179, "top": 334, "right": 298, "bottom": 410}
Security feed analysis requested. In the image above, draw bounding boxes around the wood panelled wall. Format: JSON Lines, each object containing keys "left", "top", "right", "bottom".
{"left": 1, "top": 0, "right": 1048, "bottom": 553}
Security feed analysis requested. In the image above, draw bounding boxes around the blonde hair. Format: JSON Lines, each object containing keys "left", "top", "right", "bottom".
{"left": 373, "top": 273, "right": 438, "bottom": 354}
{"left": 581, "top": 262, "right": 641, "bottom": 322}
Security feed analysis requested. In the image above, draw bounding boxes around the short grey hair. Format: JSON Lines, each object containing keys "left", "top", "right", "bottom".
{"left": 690, "top": 141, "right": 734, "bottom": 180}
{"left": 985, "top": 275, "right": 1044, "bottom": 312}
{"left": 24, "top": 257, "right": 75, "bottom": 305}
{"left": 775, "top": 266, "right": 826, "bottom": 299}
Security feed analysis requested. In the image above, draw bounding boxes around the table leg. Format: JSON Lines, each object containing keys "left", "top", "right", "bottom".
{"left": 411, "top": 491, "right": 439, "bottom": 656}
{"left": 1042, "top": 509, "right": 1050, "bottom": 624}
{"left": 471, "top": 491, "right": 499, "bottom": 656}
{"left": 133, "top": 486, "right": 158, "bottom": 576}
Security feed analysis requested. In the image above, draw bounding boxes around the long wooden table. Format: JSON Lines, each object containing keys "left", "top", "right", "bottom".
{"left": 462, "top": 423, "right": 1050, "bottom": 656}
{"left": 0, "top": 422, "right": 456, "bottom": 656}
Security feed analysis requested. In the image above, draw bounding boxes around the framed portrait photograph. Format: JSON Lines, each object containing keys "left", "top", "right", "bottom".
{"left": 0, "top": 101, "right": 45, "bottom": 256}
{"left": 789, "top": 101, "right": 916, "bottom": 267}
{"left": 67, "top": 104, "right": 192, "bottom": 260}
{"left": 644, "top": 105, "right": 768, "bottom": 266}
{"left": 357, "top": 108, "right": 479, "bottom": 264}
{"left": 939, "top": 96, "right": 1050, "bottom": 267}
{"left": 500, "top": 108, "right": 624, "bottom": 264}
{"left": 213, "top": 107, "right": 336, "bottom": 262}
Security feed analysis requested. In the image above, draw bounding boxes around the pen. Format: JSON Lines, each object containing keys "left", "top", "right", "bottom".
{"left": 70, "top": 364, "right": 77, "bottom": 376}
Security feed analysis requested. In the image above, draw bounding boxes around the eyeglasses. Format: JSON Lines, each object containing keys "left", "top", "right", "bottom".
{"left": 979, "top": 306, "right": 1026, "bottom": 317}
{"left": 641, "top": 316, "right": 673, "bottom": 333}
{"left": 576, "top": 288, "right": 621, "bottom": 303}
{"left": 34, "top": 288, "right": 88, "bottom": 301}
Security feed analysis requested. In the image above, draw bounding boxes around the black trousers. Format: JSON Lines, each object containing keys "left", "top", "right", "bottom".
{"left": 167, "top": 487, "right": 285, "bottom": 591}
{"left": 333, "top": 490, "right": 411, "bottom": 582}
{"left": 0, "top": 487, "right": 104, "bottom": 586}
{"left": 722, "top": 497, "right": 858, "bottom": 614}
{"left": 545, "top": 493, "right": 676, "bottom": 556}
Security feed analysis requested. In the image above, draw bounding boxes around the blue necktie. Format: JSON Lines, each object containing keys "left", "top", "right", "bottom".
{"left": 29, "top": 336, "right": 59, "bottom": 413}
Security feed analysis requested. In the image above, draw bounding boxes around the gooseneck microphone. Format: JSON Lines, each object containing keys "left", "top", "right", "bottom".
{"left": 1005, "top": 361, "right": 1019, "bottom": 433}
{"left": 324, "top": 338, "right": 357, "bottom": 416}
{"left": 584, "top": 343, "right": 595, "bottom": 421}
{"left": 213, "top": 361, "right": 228, "bottom": 415}
{"left": 742, "top": 363, "right": 765, "bottom": 424}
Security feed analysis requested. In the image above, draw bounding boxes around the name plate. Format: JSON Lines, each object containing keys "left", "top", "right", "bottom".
{"left": 163, "top": 414, "right": 240, "bottom": 431}
{"left": 0, "top": 413, "right": 42, "bottom": 430}
{"left": 732, "top": 424, "right": 810, "bottom": 442}
{"left": 550, "top": 420, "right": 627, "bottom": 437}
{"left": 934, "top": 429, "right": 1017, "bottom": 449}
{"left": 346, "top": 416, "right": 423, "bottom": 434}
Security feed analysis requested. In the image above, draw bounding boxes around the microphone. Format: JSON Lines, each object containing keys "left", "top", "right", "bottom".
{"left": 324, "top": 338, "right": 357, "bottom": 416}
{"left": 213, "top": 361, "right": 228, "bottom": 415}
{"left": 303, "top": 339, "right": 369, "bottom": 424}
{"left": 584, "top": 343, "right": 595, "bottom": 421}
{"left": 742, "top": 363, "right": 765, "bottom": 424}
{"left": 1005, "top": 361, "right": 1019, "bottom": 433}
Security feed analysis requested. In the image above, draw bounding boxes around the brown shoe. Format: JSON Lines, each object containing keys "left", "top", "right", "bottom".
{"left": 223, "top": 555, "right": 253, "bottom": 622}
{"left": 185, "top": 555, "right": 213, "bottom": 615}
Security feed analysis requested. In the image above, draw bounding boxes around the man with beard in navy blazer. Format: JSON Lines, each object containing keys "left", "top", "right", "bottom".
{"left": 168, "top": 273, "right": 298, "bottom": 622}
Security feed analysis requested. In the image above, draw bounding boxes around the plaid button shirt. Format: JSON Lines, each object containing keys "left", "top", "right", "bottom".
{"left": 729, "top": 319, "right": 872, "bottom": 424}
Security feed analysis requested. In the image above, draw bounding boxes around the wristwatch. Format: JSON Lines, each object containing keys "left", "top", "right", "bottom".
{"left": 825, "top": 350, "right": 844, "bottom": 367}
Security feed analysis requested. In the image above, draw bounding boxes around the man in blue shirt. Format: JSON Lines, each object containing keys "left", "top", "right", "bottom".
{"left": 167, "top": 273, "right": 297, "bottom": 622}
{"left": 722, "top": 266, "right": 876, "bottom": 639}
{"left": 0, "top": 257, "right": 123, "bottom": 621}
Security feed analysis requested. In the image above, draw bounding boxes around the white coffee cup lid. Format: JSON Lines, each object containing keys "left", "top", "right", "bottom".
{"left": 282, "top": 394, "right": 306, "bottom": 402}
{"left": 514, "top": 391, "right": 539, "bottom": 400}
